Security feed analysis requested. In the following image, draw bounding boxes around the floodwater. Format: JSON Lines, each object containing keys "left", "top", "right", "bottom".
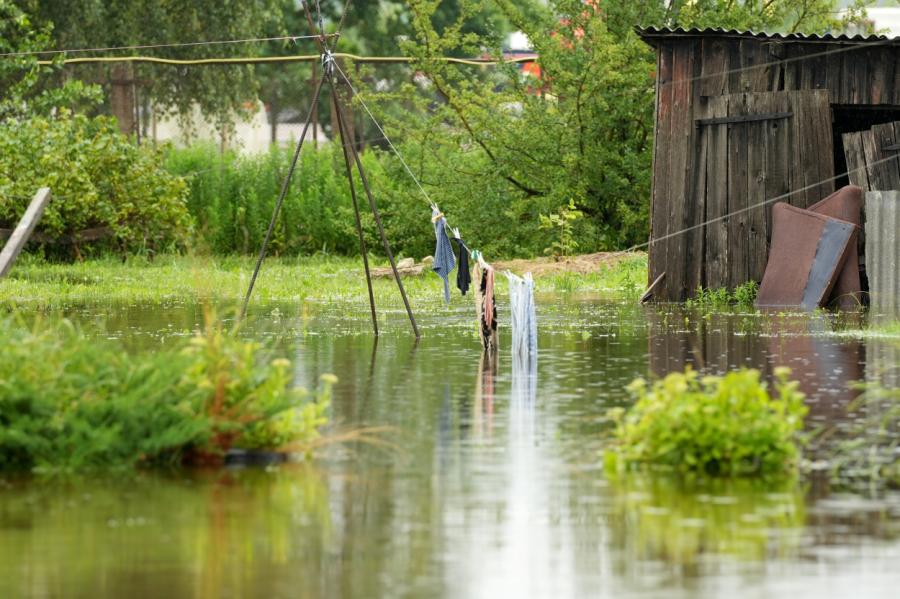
{"left": 3, "top": 296, "right": 900, "bottom": 598}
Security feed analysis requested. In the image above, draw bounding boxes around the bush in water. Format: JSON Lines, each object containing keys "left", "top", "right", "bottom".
{"left": 605, "top": 367, "right": 807, "bottom": 476}
{"left": 0, "top": 112, "right": 192, "bottom": 256}
{"left": 0, "top": 314, "right": 332, "bottom": 472}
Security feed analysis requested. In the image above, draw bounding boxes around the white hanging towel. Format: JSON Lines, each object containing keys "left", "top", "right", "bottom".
{"left": 505, "top": 271, "right": 537, "bottom": 357}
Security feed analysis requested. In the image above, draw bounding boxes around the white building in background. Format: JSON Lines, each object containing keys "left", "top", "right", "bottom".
{"left": 841, "top": 0, "right": 900, "bottom": 36}
{"left": 150, "top": 101, "right": 328, "bottom": 153}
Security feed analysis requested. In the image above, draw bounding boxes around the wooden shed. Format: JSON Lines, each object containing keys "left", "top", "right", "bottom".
{"left": 638, "top": 26, "right": 900, "bottom": 301}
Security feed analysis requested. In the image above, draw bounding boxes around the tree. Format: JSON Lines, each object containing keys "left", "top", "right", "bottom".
{"left": 0, "top": 0, "right": 100, "bottom": 121}
{"left": 362, "top": 0, "right": 877, "bottom": 255}
{"left": 19, "top": 0, "right": 285, "bottom": 135}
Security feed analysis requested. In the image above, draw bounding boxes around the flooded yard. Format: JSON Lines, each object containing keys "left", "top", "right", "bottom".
{"left": 3, "top": 296, "right": 900, "bottom": 598}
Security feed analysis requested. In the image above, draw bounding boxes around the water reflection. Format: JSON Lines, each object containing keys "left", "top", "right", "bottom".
{"left": 648, "top": 309, "right": 864, "bottom": 426}
{"left": 5, "top": 300, "right": 900, "bottom": 597}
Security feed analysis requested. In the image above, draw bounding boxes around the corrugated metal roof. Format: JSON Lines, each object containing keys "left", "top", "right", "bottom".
{"left": 636, "top": 25, "right": 900, "bottom": 44}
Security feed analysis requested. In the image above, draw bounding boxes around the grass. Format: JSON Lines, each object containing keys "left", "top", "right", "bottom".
{"left": 1, "top": 253, "right": 649, "bottom": 309}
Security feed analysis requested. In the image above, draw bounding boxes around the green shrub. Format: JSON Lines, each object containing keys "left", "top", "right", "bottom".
{"left": 685, "top": 280, "right": 759, "bottom": 309}
{"left": 164, "top": 142, "right": 588, "bottom": 260}
{"left": 165, "top": 143, "right": 365, "bottom": 256}
{"left": 0, "top": 313, "right": 332, "bottom": 472}
{"left": 605, "top": 367, "right": 807, "bottom": 476}
{"left": 0, "top": 112, "right": 192, "bottom": 256}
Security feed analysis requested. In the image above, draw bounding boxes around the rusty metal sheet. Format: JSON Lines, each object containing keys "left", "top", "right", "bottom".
{"left": 756, "top": 203, "right": 855, "bottom": 308}
{"left": 807, "top": 185, "right": 863, "bottom": 308}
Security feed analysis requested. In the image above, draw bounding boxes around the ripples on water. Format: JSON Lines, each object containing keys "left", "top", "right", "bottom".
{"left": 2, "top": 296, "right": 900, "bottom": 598}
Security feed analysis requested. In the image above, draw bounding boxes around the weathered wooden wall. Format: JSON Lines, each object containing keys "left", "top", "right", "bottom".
{"left": 647, "top": 34, "right": 899, "bottom": 301}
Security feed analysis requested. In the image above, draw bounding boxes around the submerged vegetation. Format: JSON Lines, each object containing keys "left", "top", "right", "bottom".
{"left": 0, "top": 313, "right": 332, "bottom": 472}
{"left": 606, "top": 367, "right": 807, "bottom": 477}
{"left": 684, "top": 281, "right": 759, "bottom": 310}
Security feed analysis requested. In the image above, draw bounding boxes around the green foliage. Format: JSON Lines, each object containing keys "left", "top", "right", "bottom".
{"left": 0, "top": 0, "right": 101, "bottom": 120}
{"left": 179, "top": 314, "right": 331, "bottom": 456}
{"left": 164, "top": 143, "right": 366, "bottom": 256}
{"left": 25, "top": 0, "right": 284, "bottom": 130}
{"left": 0, "top": 313, "right": 333, "bottom": 472}
{"left": 0, "top": 112, "right": 192, "bottom": 255}
{"left": 606, "top": 367, "right": 807, "bottom": 476}
{"left": 539, "top": 199, "right": 583, "bottom": 259}
{"left": 685, "top": 280, "right": 759, "bottom": 309}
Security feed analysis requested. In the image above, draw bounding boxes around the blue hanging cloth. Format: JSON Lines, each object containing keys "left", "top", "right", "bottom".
{"left": 432, "top": 207, "right": 456, "bottom": 304}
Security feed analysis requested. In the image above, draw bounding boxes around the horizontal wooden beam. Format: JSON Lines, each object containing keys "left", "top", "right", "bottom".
{"left": 695, "top": 111, "right": 792, "bottom": 127}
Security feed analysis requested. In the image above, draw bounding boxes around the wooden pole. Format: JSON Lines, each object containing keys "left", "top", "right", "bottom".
{"left": 240, "top": 77, "right": 326, "bottom": 319}
{"left": 0, "top": 188, "right": 51, "bottom": 278}
{"left": 330, "top": 79, "right": 420, "bottom": 339}
{"left": 332, "top": 85, "right": 379, "bottom": 335}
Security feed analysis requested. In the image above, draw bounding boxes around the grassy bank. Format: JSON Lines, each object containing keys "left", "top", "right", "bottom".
{"left": 1, "top": 252, "right": 648, "bottom": 308}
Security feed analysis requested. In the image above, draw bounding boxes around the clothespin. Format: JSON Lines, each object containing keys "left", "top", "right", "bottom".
{"left": 451, "top": 227, "right": 461, "bottom": 240}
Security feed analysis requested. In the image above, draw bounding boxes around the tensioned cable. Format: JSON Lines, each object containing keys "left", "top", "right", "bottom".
{"left": 33, "top": 53, "right": 538, "bottom": 66}
{"left": 335, "top": 62, "right": 437, "bottom": 209}
{"left": 339, "top": 58, "right": 900, "bottom": 260}
{"left": 0, "top": 34, "right": 336, "bottom": 58}
{"left": 621, "top": 152, "right": 900, "bottom": 257}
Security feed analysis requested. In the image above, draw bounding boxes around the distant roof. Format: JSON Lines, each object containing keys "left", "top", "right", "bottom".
{"left": 635, "top": 26, "right": 900, "bottom": 45}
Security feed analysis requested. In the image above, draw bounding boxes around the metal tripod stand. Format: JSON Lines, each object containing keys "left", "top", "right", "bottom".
{"left": 240, "top": 45, "right": 420, "bottom": 339}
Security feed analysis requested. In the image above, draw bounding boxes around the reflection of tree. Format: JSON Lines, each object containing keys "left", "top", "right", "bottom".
{"left": 0, "top": 467, "right": 331, "bottom": 598}
{"left": 604, "top": 475, "right": 805, "bottom": 578}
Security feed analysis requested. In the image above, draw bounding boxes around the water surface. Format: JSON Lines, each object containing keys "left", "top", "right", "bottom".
{"left": 3, "top": 296, "right": 900, "bottom": 598}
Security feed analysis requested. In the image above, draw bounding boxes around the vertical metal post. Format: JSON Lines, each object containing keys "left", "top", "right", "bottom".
{"left": 330, "top": 82, "right": 420, "bottom": 338}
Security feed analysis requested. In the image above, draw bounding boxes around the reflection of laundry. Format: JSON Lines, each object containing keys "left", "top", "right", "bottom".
{"left": 506, "top": 271, "right": 537, "bottom": 357}
{"left": 510, "top": 345, "right": 537, "bottom": 442}
{"left": 473, "top": 350, "right": 497, "bottom": 437}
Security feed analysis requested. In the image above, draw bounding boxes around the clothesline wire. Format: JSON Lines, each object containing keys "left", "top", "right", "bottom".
{"left": 3, "top": 24, "right": 891, "bottom": 99}
{"left": 614, "top": 152, "right": 900, "bottom": 261}
{"left": 0, "top": 34, "right": 336, "bottom": 59}
{"left": 335, "top": 62, "right": 437, "bottom": 210}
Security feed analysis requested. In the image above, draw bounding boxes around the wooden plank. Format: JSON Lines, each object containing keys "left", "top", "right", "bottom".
{"left": 700, "top": 38, "right": 727, "bottom": 97}
{"left": 799, "top": 44, "right": 826, "bottom": 90}
{"left": 741, "top": 39, "right": 769, "bottom": 92}
{"left": 765, "top": 42, "right": 785, "bottom": 92}
{"left": 862, "top": 126, "right": 887, "bottom": 191}
{"left": 851, "top": 50, "right": 870, "bottom": 104}
{"left": 843, "top": 131, "right": 872, "bottom": 191}
{"left": 705, "top": 95, "right": 729, "bottom": 290}
{"left": 869, "top": 47, "right": 889, "bottom": 105}
{"left": 825, "top": 43, "right": 844, "bottom": 103}
{"left": 695, "top": 111, "right": 791, "bottom": 127}
{"left": 747, "top": 94, "right": 770, "bottom": 283}
{"left": 0, "top": 188, "right": 51, "bottom": 278}
{"left": 792, "top": 90, "right": 835, "bottom": 207}
{"left": 809, "top": 89, "right": 836, "bottom": 202}
{"left": 727, "top": 93, "right": 750, "bottom": 289}
{"left": 686, "top": 96, "right": 709, "bottom": 295}
{"left": 871, "top": 122, "right": 900, "bottom": 190}
{"left": 727, "top": 38, "right": 744, "bottom": 93}
{"left": 648, "top": 44, "right": 674, "bottom": 297}
{"left": 782, "top": 45, "right": 800, "bottom": 91}
{"left": 764, "top": 92, "right": 792, "bottom": 254}
{"left": 664, "top": 41, "right": 697, "bottom": 300}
